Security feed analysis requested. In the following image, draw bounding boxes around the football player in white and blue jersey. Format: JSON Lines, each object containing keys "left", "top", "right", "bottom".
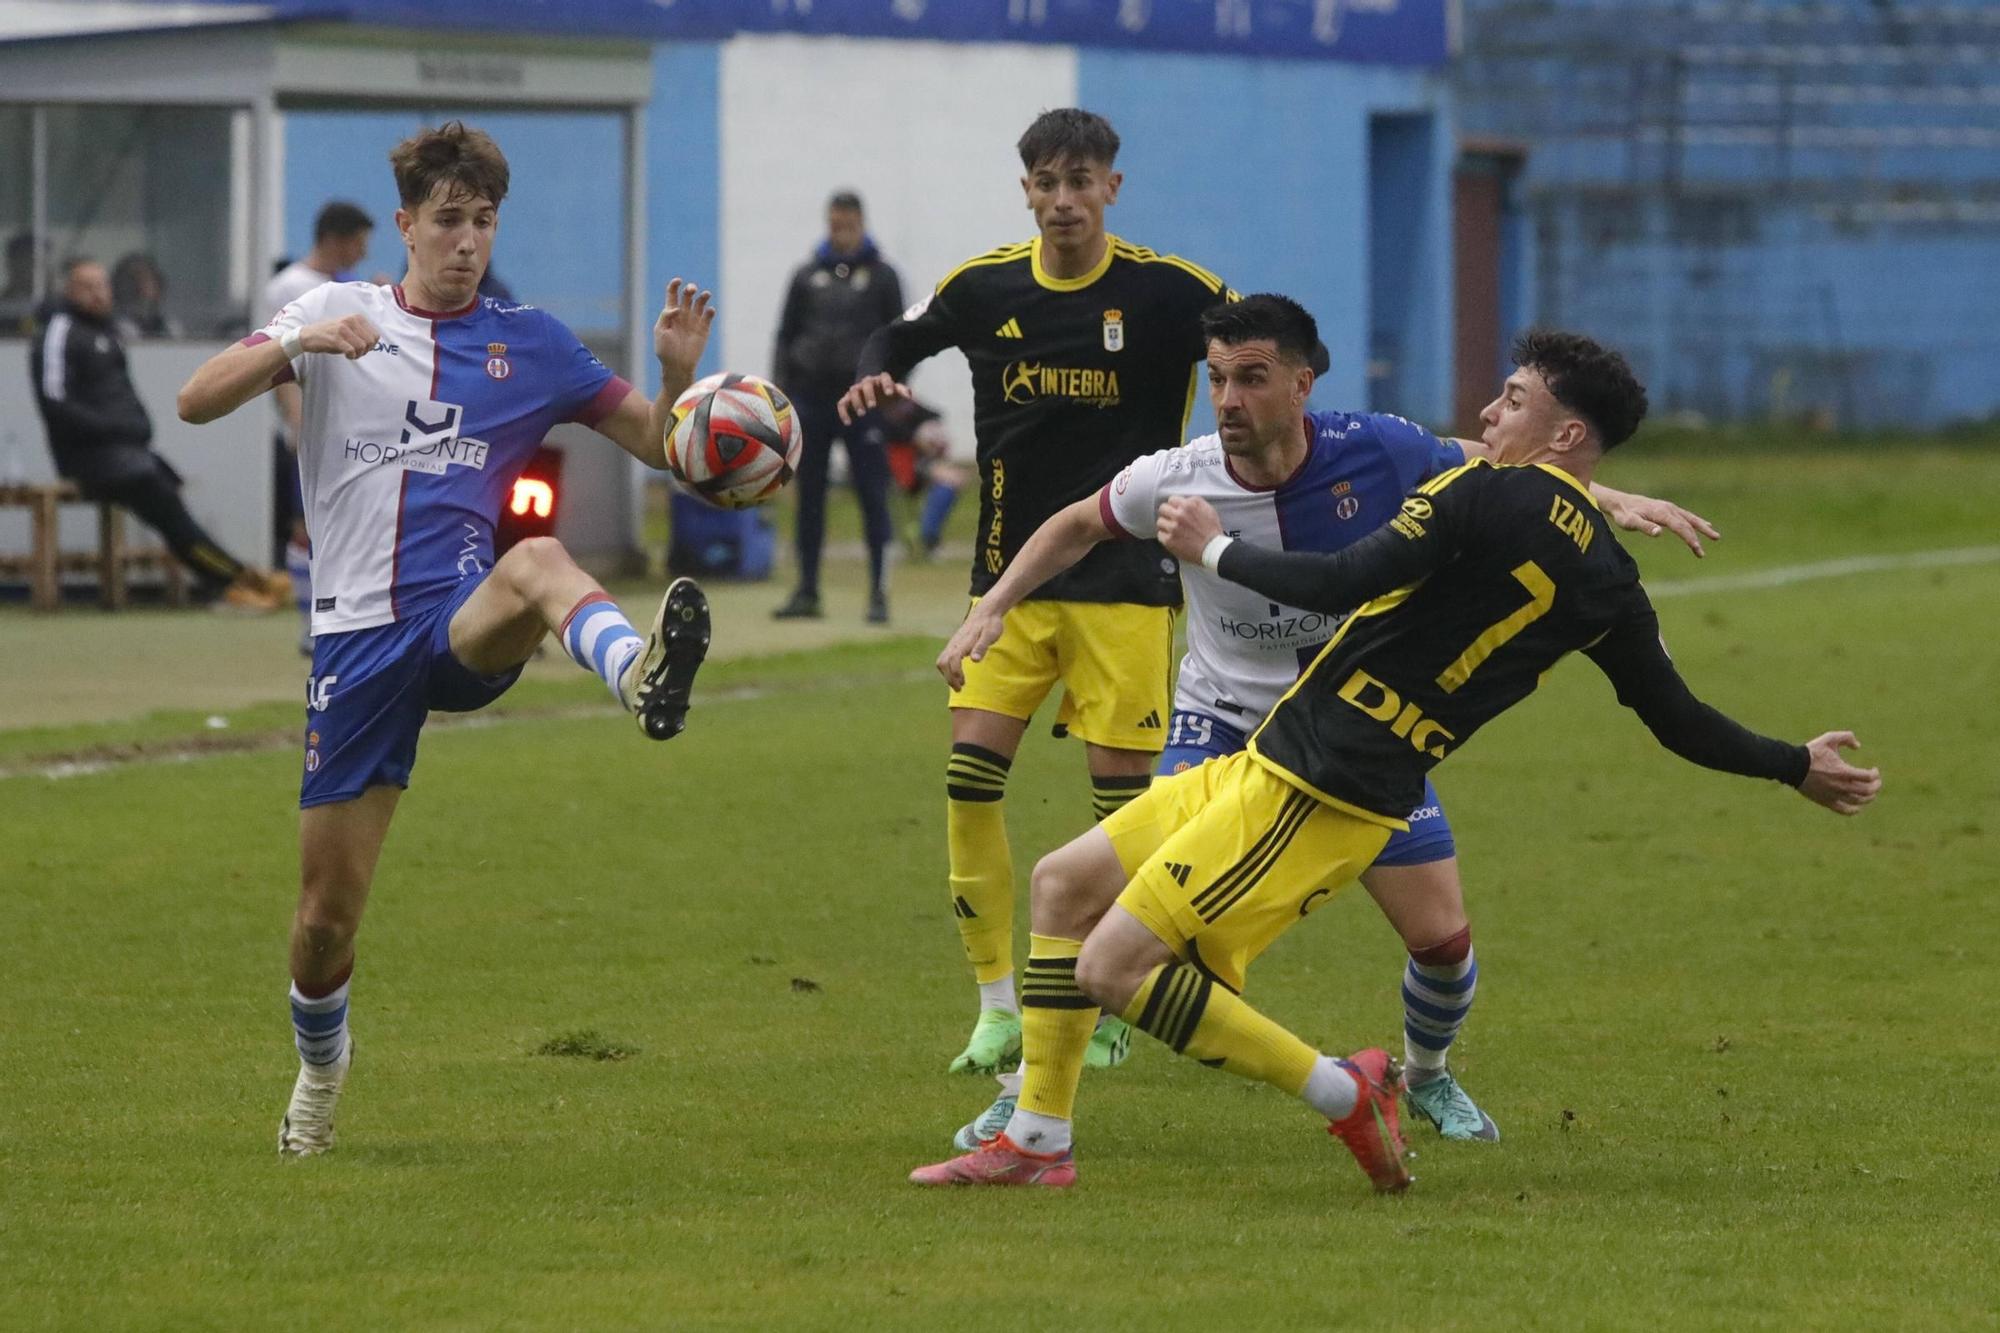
{"left": 177, "top": 122, "right": 718, "bottom": 1157}
{"left": 934, "top": 295, "right": 1717, "bottom": 1151}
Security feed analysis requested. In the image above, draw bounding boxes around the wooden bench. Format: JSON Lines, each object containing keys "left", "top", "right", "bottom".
{"left": 0, "top": 481, "right": 190, "bottom": 611}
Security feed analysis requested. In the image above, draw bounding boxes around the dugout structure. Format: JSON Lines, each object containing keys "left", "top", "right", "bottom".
{"left": 0, "top": 6, "right": 656, "bottom": 569}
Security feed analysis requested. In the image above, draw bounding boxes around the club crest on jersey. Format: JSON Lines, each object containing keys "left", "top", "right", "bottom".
{"left": 1102, "top": 309, "right": 1125, "bottom": 352}
{"left": 1336, "top": 495, "right": 1360, "bottom": 520}
{"left": 485, "top": 343, "right": 511, "bottom": 380}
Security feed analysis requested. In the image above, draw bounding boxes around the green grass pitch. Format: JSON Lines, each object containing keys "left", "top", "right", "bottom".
{"left": 3, "top": 442, "right": 1997, "bottom": 1329}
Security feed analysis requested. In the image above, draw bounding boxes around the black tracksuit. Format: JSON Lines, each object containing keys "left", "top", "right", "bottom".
{"left": 29, "top": 302, "right": 244, "bottom": 589}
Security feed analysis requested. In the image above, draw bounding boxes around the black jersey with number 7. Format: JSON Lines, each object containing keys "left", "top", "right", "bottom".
{"left": 1221, "top": 459, "right": 1808, "bottom": 822}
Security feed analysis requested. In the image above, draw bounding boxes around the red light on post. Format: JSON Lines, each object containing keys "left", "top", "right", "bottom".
{"left": 510, "top": 477, "right": 554, "bottom": 518}
{"left": 495, "top": 444, "right": 563, "bottom": 555}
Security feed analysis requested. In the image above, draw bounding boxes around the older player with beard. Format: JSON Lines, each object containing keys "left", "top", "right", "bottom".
{"left": 927, "top": 295, "right": 1718, "bottom": 1159}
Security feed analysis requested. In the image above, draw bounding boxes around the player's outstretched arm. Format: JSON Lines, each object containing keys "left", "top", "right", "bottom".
{"left": 1451, "top": 436, "right": 1717, "bottom": 558}
{"left": 937, "top": 495, "right": 1112, "bottom": 689}
{"left": 839, "top": 289, "right": 959, "bottom": 424}
{"left": 176, "top": 314, "right": 379, "bottom": 425}
{"left": 1798, "top": 731, "right": 1883, "bottom": 815}
{"left": 1584, "top": 611, "right": 1880, "bottom": 813}
{"left": 1156, "top": 494, "right": 1444, "bottom": 616}
{"left": 1591, "top": 482, "right": 1720, "bottom": 558}
{"left": 598, "top": 278, "right": 714, "bottom": 469}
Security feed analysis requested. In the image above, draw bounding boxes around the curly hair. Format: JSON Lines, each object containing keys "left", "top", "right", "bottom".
{"left": 388, "top": 121, "right": 510, "bottom": 211}
{"left": 1512, "top": 330, "right": 1649, "bottom": 449}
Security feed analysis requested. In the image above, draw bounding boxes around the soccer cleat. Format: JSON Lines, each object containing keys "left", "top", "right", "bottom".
{"left": 910, "top": 1132, "right": 1075, "bottom": 1188}
{"left": 952, "top": 1091, "right": 1017, "bottom": 1152}
{"left": 947, "top": 1008, "right": 1022, "bottom": 1074}
{"left": 1405, "top": 1069, "right": 1501, "bottom": 1142}
{"left": 866, "top": 589, "right": 890, "bottom": 625}
{"left": 623, "top": 578, "right": 710, "bottom": 741}
{"left": 771, "top": 589, "right": 822, "bottom": 620}
{"left": 1325, "top": 1047, "right": 1414, "bottom": 1193}
{"left": 215, "top": 573, "right": 285, "bottom": 613}
{"left": 278, "top": 1035, "right": 352, "bottom": 1158}
{"left": 1084, "top": 1015, "right": 1133, "bottom": 1069}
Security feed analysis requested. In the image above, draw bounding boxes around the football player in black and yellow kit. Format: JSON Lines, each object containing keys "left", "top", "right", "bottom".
{"left": 841, "top": 109, "right": 1242, "bottom": 1075}
{"left": 910, "top": 331, "right": 1880, "bottom": 1193}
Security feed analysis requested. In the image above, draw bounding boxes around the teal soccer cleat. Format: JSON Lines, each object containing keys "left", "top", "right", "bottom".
{"left": 1404, "top": 1069, "right": 1500, "bottom": 1142}
{"left": 952, "top": 1090, "right": 1017, "bottom": 1152}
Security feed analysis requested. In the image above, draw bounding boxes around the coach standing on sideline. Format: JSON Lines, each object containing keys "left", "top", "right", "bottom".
{"left": 771, "top": 191, "right": 904, "bottom": 625}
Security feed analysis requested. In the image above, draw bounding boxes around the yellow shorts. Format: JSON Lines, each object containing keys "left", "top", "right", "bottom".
{"left": 1100, "top": 750, "right": 1398, "bottom": 993}
{"left": 948, "top": 599, "right": 1174, "bottom": 753}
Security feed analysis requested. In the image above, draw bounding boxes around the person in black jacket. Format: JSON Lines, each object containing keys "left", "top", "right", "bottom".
{"left": 30, "top": 258, "right": 283, "bottom": 609}
{"left": 770, "top": 191, "right": 904, "bottom": 623}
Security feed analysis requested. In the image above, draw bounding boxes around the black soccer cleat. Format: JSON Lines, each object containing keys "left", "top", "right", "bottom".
{"left": 626, "top": 577, "right": 711, "bottom": 741}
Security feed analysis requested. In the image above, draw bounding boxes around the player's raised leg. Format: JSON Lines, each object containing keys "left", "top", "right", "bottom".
{"left": 282, "top": 784, "right": 399, "bottom": 1156}
{"left": 449, "top": 536, "right": 710, "bottom": 740}
{"left": 943, "top": 706, "right": 1031, "bottom": 1072}
{"left": 1360, "top": 854, "right": 1498, "bottom": 1142}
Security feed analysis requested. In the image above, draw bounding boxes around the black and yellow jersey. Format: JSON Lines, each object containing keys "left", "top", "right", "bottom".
{"left": 858, "top": 234, "right": 1236, "bottom": 604}
{"left": 1208, "top": 459, "right": 1808, "bottom": 821}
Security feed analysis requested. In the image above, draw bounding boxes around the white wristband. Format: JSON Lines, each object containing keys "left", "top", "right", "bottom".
{"left": 1199, "top": 533, "right": 1234, "bottom": 573}
{"left": 278, "top": 326, "right": 304, "bottom": 362}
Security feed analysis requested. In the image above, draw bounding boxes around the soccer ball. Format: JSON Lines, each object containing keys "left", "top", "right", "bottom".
{"left": 662, "top": 372, "right": 802, "bottom": 510}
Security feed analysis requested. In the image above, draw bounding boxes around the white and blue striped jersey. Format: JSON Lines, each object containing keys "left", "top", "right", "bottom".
{"left": 1099, "top": 410, "right": 1464, "bottom": 726}
{"left": 251, "top": 282, "right": 629, "bottom": 635}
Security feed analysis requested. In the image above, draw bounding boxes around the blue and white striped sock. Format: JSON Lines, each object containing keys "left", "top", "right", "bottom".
{"left": 559, "top": 592, "right": 644, "bottom": 707}
{"left": 290, "top": 978, "right": 350, "bottom": 1067}
{"left": 1402, "top": 928, "right": 1477, "bottom": 1077}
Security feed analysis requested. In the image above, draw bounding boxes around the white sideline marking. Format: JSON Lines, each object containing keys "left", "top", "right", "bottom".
{"left": 7, "top": 549, "right": 1998, "bottom": 783}
{"left": 1646, "top": 545, "right": 2000, "bottom": 598}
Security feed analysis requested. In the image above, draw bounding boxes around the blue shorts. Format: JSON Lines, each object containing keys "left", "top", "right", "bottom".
{"left": 1156, "top": 708, "right": 1457, "bottom": 868}
{"left": 300, "top": 573, "right": 522, "bottom": 808}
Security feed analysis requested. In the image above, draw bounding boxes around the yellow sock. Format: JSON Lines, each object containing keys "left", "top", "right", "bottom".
{"left": 1018, "top": 935, "right": 1096, "bottom": 1120}
{"left": 945, "top": 743, "right": 1015, "bottom": 985}
{"left": 1122, "top": 963, "right": 1317, "bottom": 1097}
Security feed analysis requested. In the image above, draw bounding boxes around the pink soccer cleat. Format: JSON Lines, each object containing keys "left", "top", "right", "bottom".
{"left": 909, "top": 1132, "right": 1076, "bottom": 1188}
{"left": 1326, "top": 1047, "right": 1414, "bottom": 1193}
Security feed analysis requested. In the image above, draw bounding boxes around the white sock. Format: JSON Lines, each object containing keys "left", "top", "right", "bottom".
{"left": 978, "top": 973, "right": 1018, "bottom": 1013}
{"left": 1002, "top": 1107, "right": 1071, "bottom": 1155}
{"left": 1301, "top": 1055, "right": 1360, "bottom": 1121}
{"left": 997, "top": 1064, "right": 1024, "bottom": 1098}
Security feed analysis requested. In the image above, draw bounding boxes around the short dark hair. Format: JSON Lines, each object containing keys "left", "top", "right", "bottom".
{"left": 313, "top": 201, "right": 374, "bottom": 242}
{"left": 1512, "top": 329, "right": 1648, "bottom": 449}
{"left": 1017, "top": 108, "right": 1120, "bottom": 172}
{"left": 1201, "top": 294, "right": 1321, "bottom": 370}
{"left": 827, "top": 190, "right": 863, "bottom": 215}
{"left": 388, "top": 121, "right": 510, "bottom": 211}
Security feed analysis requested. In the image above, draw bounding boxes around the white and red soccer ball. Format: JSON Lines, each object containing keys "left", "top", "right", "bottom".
{"left": 663, "top": 372, "right": 802, "bottom": 510}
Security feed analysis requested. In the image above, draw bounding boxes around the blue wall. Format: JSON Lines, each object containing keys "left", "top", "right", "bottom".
{"left": 1460, "top": 0, "right": 2000, "bottom": 427}
{"left": 640, "top": 43, "right": 720, "bottom": 394}
{"left": 1079, "top": 50, "right": 1455, "bottom": 430}
{"left": 282, "top": 39, "right": 1454, "bottom": 426}
{"left": 282, "top": 107, "right": 626, "bottom": 335}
